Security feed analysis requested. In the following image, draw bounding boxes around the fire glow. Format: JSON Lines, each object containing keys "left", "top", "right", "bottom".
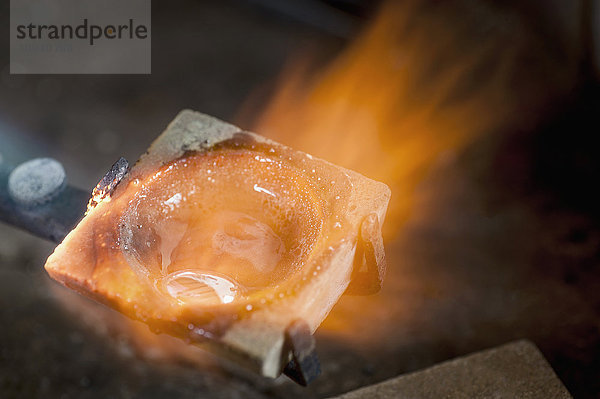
{"left": 85, "top": 181, "right": 112, "bottom": 215}
{"left": 45, "top": 111, "right": 389, "bottom": 377}
{"left": 240, "top": 0, "right": 563, "bottom": 341}
{"left": 243, "top": 0, "right": 546, "bottom": 237}
{"left": 50, "top": 0, "right": 564, "bottom": 372}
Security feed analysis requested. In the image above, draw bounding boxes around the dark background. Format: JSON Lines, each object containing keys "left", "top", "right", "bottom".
{"left": 1, "top": 0, "right": 600, "bottom": 398}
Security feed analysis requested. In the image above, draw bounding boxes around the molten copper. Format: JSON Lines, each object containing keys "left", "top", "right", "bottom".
{"left": 45, "top": 110, "right": 390, "bottom": 377}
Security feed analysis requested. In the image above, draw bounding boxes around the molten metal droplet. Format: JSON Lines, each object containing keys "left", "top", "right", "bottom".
{"left": 162, "top": 270, "right": 240, "bottom": 305}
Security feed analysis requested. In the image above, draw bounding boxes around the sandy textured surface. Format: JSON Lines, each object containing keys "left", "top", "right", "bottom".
{"left": 332, "top": 340, "right": 572, "bottom": 398}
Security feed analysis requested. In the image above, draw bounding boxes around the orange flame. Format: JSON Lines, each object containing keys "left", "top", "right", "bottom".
{"left": 241, "top": 0, "right": 567, "bottom": 237}
{"left": 61, "top": 0, "right": 577, "bottom": 362}
{"left": 239, "top": 0, "right": 575, "bottom": 341}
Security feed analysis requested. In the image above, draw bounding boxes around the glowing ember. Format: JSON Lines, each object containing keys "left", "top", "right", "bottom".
{"left": 86, "top": 188, "right": 111, "bottom": 215}
{"left": 86, "top": 157, "right": 129, "bottom": 215}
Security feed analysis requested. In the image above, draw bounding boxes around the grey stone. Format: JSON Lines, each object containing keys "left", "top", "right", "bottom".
{"left": 8, "top": 157, "right": 66, "bottom": 206}
{"left": 331, "top": 340, "right": 572, "bottom": 399}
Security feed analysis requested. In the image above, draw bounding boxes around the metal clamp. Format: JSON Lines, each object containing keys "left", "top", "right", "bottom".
{"left": 283, "top": 319, "right": 321, "bottom": 386}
